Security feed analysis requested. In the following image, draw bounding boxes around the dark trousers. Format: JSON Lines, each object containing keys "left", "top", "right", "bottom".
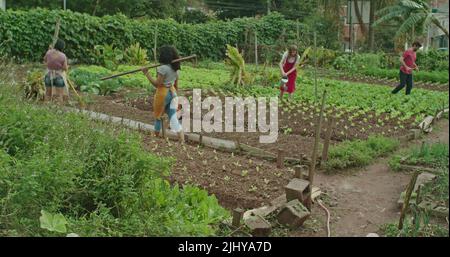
{"left": 392, "top": 70, "right": 413, "bottom": 95}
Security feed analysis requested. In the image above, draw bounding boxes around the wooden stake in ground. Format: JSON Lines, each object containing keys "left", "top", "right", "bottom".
{"left": 254, "top": 30, "right": 258, "bottom": 72}
{"left": 313, "top": 31, "right": 318, "bottom": 102}
{"left": 294, "top": 165, "right": 303, "bottom": 179}
{"left": 277, "top": 149, "right": 285, "bottom": 169}
{"left": 154, "top": 26, "right": 158, "bottom": 63}
{"left": 306, "top": 90, "right": 327, "bottom": 210}
{"left": 398, "top": 170, "right": 420, "bottom": 230}
{"left": 232, "top": 208, "right": 244, "bottom": 228}
{"left": 321, "top": 116, "right": 335, "bottom": 165}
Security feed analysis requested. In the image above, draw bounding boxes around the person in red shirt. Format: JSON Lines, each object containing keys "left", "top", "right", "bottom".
{"left": 392, "top": 41, "right": 422, "bottom": 95}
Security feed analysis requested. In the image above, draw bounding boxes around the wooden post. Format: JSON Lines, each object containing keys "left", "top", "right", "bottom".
{"left": 294, "top": 165, "right": 303, "bottom": 179}
{"left": 398, "top": 170, "right": 420, "bottom": 230}
{"left": 313, "top": 31, "right": 318, "bottom": 103}
{"left": 306, "top": 90, "right": 327, "bottom": 210}
{"left": 232, "top": 208, "right": 244, "bottom": 228}
{"left": 277, "top": 149, "right": 285, "bottom": 169}
{"left": 199, "top": 134, "right": 203, "bottom": 146}
{"left": 254, "top": 30, "right": 258, "bottom": 72}
{"left": 321, "top": 116, "right": 335, "bottom": 165}
{"left": 154, "top": 26, "right": 158, "bottom": 63}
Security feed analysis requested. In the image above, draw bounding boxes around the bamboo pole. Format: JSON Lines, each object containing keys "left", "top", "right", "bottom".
{"left": 321, "top": 116, "right": 335, "bottom": 165}
{"left": 50, "top": 18, "right": 61, "bottom": 49}
{"left": 255, "top": 30, "right": 258, "bottom": 72}
{"left": 398, "top": 170, "right": 420, "bottom": 230}
{"left": 154, "top": 26, "right": 158, "bottom": 63}
{"left": 306, "top": 90, "right": 327, "bottom": 210}
{"left": 100, "top": 55, "right": 197, "bottom": 81}
{"left": 313, "top": 31, "right": 318, "bottom": 102}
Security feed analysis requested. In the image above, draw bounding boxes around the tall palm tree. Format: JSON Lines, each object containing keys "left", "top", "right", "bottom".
{"left": 373, "top": 0, "right": 449, "bottom": 40}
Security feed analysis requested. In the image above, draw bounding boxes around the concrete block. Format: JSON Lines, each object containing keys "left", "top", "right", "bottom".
{"left": 277, "top": 199, "right": 310, "bottom": 229}
{"left": 285, "top": 178, "right": 310, "bottom": 203}
{"left": 244, "top": 215, "right": 272, "bottom": 237}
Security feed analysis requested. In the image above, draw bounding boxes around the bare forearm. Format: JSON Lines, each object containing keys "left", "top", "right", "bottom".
{"left": 286, "top": 67, "right": 297, "bottom": 75}
{"left": 144, "top": 73, "right": 158, "bottom": 88}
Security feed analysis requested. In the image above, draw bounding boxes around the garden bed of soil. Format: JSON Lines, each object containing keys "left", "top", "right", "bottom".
{"left": 140, "top": 130, "right": 297, "bottom": 210}
{"left": 76, "top": 87, "right": 418, "bottom": 161}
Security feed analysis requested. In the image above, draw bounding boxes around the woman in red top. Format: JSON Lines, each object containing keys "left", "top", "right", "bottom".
{"left": 279, "top": 45, "right": 301, "bottom": 100}
{"left": 392, "top": 41, "right": 421, "bottom": 95}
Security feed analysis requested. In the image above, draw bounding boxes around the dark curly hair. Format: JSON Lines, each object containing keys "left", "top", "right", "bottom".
{"left": 54, "top": 39, "right": 65, "bottom": 52}
{"left": 158, "top": 45, "right": 181, "bottom": 71}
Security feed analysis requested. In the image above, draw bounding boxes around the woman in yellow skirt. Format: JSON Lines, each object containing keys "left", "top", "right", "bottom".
{"left": 142, "top": 45, "right": 184, "bottom": 143}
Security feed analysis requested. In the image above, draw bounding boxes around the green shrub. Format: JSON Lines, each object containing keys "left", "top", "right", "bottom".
{"left": 417, "top": 49, "right": 449, "bottom": 72}
{"left": 332, "top": 54, "right": 356, "bottom": 72}
{"left": 326, "top": 136, "right": 399, "bottom": 171}
{"left": 0, "top": 90, "right": 228, "bottom": 236}
{"left": 124, "top": 43, "right": 149, "bottom": 66}
{"left": 94, "top": 44, "right": 124, "bottom": 71}
{"left": 0, "top": 9, "right": 308, "bottom": 63}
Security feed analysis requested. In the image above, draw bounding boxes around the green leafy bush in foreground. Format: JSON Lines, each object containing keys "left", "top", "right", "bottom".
{"left": 0, "top": 90, "right": 228, "bottom": 236}
{"left": 325, "top": 136, "right": 400, "bottom": 171}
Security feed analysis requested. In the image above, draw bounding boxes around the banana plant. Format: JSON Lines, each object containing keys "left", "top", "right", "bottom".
{"left": 225, "top": 44, "right": 251, "bottom": 86}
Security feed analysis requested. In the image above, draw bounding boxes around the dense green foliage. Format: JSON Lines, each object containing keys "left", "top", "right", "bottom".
{"left": 7, "top": 0, "right": 189, "bottom": 20}
{"left": 0, "top": 86, "right": 228, "bottom": 236}
{"left": 0, "top": 9, "right": 318, "bottom": 63}
{"left": 334, "top": 49, "right": 448, "bottom": 75}
{"left": 361, "top": 68, "right": 449, "bottom": 84}
{"left": 325, "top": 136, "right": 400, "bottom": 171}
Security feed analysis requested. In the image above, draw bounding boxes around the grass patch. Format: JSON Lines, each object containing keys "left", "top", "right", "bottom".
{"left": 389, "top": 143, "right": 449, "bottom": 171}
{"left": 381, "top": 218, "right": 449, "bottom": 237}
{"left": 325, "top": 136, "right": 400, "bottom": 171}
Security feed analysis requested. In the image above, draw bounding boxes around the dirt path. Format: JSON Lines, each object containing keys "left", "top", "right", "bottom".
{"left": 309, "top": 119, "right": 448, "bottom": 237}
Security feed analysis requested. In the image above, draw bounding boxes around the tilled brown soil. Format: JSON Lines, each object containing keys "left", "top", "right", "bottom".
{"left": 140, "top": 133, "right": 295, "bottom": 210}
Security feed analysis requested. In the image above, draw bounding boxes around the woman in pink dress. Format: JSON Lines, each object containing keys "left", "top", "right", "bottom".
{"left": 279, "top": 45, "right": 301, "bottom": 100}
